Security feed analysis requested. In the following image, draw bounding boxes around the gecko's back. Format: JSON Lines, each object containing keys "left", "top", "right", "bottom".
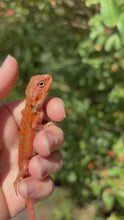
{"left": 14, "top": 75, "right": 52, "bottom": 220}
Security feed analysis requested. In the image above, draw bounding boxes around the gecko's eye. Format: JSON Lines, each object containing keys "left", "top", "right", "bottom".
{"left": 39, "top": 81, "right": 44, "bottom": 87}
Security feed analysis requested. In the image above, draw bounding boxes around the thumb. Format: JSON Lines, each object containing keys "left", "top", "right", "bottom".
{"left": 0, "top": 55, "right": 18, "bottom": 101}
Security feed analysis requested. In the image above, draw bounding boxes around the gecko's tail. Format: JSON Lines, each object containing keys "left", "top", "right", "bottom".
{"left": 26, "top": 198, "right": 36, "bottom": 220}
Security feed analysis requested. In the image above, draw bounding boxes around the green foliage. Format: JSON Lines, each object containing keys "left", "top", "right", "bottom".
{"left": 0, "top": 0, "right": 124, "bottom": 219}
{"left": 100, "top": 0, "right": 119, "bottom": 28}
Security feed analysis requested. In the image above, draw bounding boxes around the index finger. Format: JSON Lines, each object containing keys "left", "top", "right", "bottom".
{"left": 44, "top": 97, "right": 66, "bottom": 122}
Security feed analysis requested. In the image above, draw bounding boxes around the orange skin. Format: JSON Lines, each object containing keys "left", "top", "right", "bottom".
{"left": 14, "top": 75, "right": 52, "bottom": 220}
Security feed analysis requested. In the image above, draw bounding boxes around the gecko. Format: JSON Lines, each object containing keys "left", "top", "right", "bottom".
{"left": 14, "top": 74, "right": 52, "bottom": 220}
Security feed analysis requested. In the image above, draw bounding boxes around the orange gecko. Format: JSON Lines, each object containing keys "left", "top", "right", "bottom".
{"left": 14, "top": 74, "right": 52, "bottom": 220}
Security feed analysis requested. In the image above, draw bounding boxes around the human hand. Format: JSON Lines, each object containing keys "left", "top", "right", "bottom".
{"left": 0, "top": 55, "right": 65, "bottom": 219}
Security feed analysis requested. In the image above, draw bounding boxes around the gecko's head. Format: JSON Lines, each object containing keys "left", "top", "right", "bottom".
{"left": 26, "top": 74, "right": 52, "bottom": 107}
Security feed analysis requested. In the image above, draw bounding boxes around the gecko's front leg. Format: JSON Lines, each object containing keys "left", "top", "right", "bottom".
{"left": 32, "top": 111, "right": 54, "bottom": 131}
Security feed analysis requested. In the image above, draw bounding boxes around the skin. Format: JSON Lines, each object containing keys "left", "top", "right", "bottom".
{"left": 0, "top": 56, "right": 65, "bottom": 219}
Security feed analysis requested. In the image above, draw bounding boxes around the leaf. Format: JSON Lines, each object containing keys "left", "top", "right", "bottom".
{"left": 79, "top": 140, "right": 86, "bottom": 150}
{"left": 116, "top": 191, "right": 124, "bottom": 207}
{"left": 95, "top": 35, "right": 106, "bottom": 48}
{"left": 67, "top": 171, "right": 77, "bottom": 183}
{"left": 102, "top": 190, "right": 115, "bottom": 211}
{"left": 117, "top": 13, "right": 124, "bottom": 44}
{"left": 105, "top": 34, "right": 121, "bottom": 51}
{"left": 113, "top": 136, "right": 124, "bottom": 156}
{"left": 100, "top": 0, "right": 119, "bottom": 27}
{"left": 86, "top": 0, "right": 100, "bottom": 7}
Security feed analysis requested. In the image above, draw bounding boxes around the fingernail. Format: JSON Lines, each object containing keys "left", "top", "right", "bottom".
{"left": 61, "top": 104, "right": 66, "bottom": 118}
{"left": 58, "top": 99, "right": 66, "bottom": 118}
{"left": 37, "top": 158, "right": 50, "bottom": 179}
{"left": 43, "top": 134, "right": 57, "bottom": 155}
{"left": 21, "top": 180, "right": 36, "bottom": 197}
{"left": 1, "top": 55, "right": 11, "bottom": 68}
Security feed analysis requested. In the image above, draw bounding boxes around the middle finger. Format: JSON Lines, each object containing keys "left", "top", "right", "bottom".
{"left": 33, "top": 125, "right": 64, "bottom": 157}
{"left": 29, "top": 151, "right": 63, "bottom": 180}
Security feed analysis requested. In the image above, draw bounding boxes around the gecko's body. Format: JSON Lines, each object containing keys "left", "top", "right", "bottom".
{"left": 14, "top": 74, "right": 52, "bottom": 220}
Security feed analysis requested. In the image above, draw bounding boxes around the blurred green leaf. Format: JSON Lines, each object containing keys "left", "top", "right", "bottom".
{"left": 100, "top": 0, "right": 119, "bottom": 27}
{"left": 105, "top": 34, "right": 121, "bottom": 51}
{"left": 102, "top": 190, "right": 115, "bottom": 211}
{"left": 86, "top": 0, "right": 100, "bottom": 7}
{"left": 117, "top": 13, "right": 124, "bottom": 44}
{"left": 67, "top": 171, "right": 77, "bottom": 183}
{"left": 116, "top": 191, "right": 124, "bottom": 207}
